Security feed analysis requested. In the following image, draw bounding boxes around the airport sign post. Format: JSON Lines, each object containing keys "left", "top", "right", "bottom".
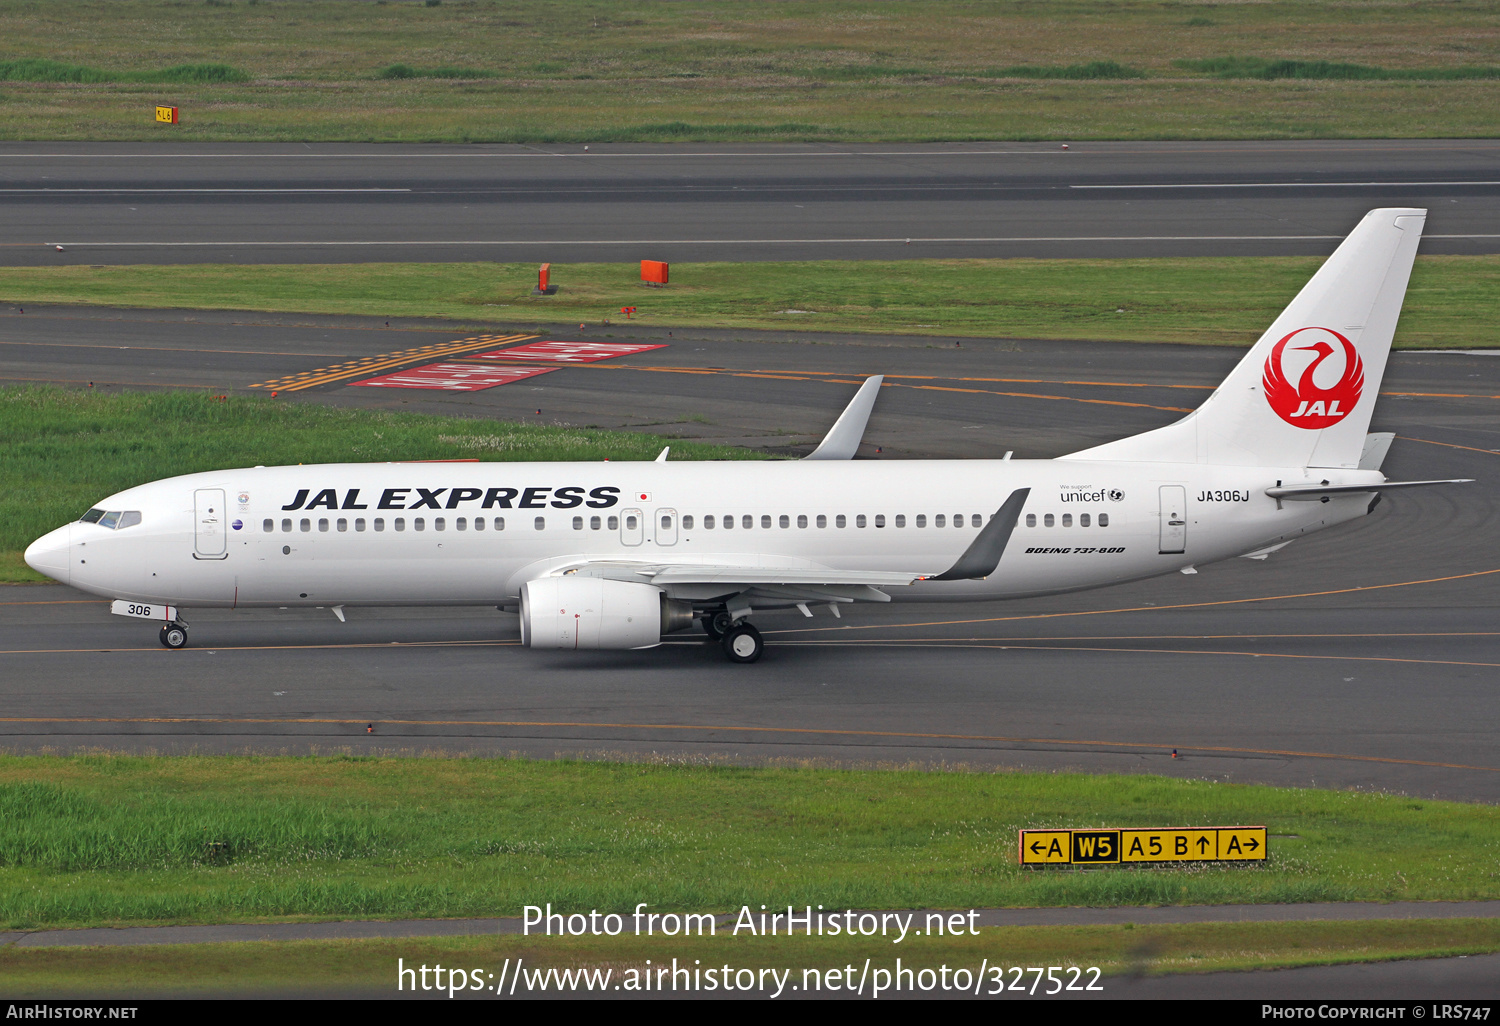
{"left": 155, "top": 105, "right": 179, "bottom": 124}
{"left": 1019, "top": 826, "right": 1267, "bottom": 866}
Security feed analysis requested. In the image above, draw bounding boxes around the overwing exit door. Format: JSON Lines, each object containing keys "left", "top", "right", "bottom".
{"left": 655, "top": 508, "right": 678, "bottom": 546}
{"left": 194, "top": 488, "right": 228, "bottom": 559}
{"left": 1158, "top": 485, "right": 1187, "bottom": 554}
{"left": 620, "top": 508, "right": 644, "bottom": 546}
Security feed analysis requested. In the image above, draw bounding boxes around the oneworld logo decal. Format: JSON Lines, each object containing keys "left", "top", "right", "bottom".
{"left": 1262, "top": 326, "right": 1364, "bottom": 429}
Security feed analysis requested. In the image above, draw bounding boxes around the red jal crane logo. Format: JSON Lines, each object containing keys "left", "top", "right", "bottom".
{"left": 1262, "top": 327, "right": 1364, "bottom": 429}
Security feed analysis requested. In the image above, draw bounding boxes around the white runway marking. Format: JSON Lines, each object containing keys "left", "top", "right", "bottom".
{"left": 33, "top": 234, "right": 1500, "bottom": 247}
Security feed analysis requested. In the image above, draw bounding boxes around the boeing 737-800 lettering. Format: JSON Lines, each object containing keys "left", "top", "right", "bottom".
{"left": 23, "top": 209, "right": 1472, "bottom": 662}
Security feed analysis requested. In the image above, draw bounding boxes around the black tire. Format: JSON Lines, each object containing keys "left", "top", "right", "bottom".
{"left": 701, "top": 609, "right": 732, "bottom": 640}
{"left": 720, "top": 623, "right": 763, "bottom": 663}
{"left": 160, "top": 624, "right": 187, "bottom": 649}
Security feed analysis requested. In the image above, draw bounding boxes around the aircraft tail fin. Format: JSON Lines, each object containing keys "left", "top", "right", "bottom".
{"left": 1063, "top": 208, "right": 1426, "bottom": 469}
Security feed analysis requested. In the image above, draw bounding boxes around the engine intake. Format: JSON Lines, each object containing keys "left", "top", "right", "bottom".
{"left": 520, "top": 576, "right": 693, "bottom": 650}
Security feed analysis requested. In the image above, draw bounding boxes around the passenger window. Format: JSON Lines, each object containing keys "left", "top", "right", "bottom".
{"left": 722, "top": 515, "right": 733, "bottom": 530}
{"left": 356, "top": 518, "right": 366, "bottom": 532}
{"left": 119, "top": 511, "right": 142, "bottom": 529}
{"left": 1062, "top": 514, "right": 1072, "bottom": 527}
{"left": 816, "top": 514, "right": 827, "bottom": 528}
{"left": 836, "top": 515, "right": 846, "bottom": 528}
{"left": 874, "top": 514, "right": 885, "bottom": 528}
{"left": 300, "top": 518, "right": 311, "bottom": 532}
{"left": 797, "top": 514, "right": 808, "bottom": 528}
{"left": 282, "top": 519, "right": 292, "bottom": 532}
{"left": 337, "top": 518, "right": 348, "bottom": 532}
{"left": 456, "top": 517, "right": 467, "bottom": 531}
{"left": 494, "top": 517, "right": 506, "bottom": 531}
{"left": 573, "top": 516, "right": 584, "bottom": 530}
{"left": 374, "top": 518, "right": 385, "bottom": 532}
{"left": 743, "top": 515, "right": 753, "bottom": 529}
{"left": 607, "top": 515, "right": 618, "bottom": 530}
{"left": 704, "top": 515, "right": 715, "bottom": 529}
{"left": 395, "top": 518, "right": 406, "bottom": 532}
{"left": 1080, "top": 513, "right": 1090, "bottom": 527}
{"left": 318, "top": 518, "right": 329, "bottom": 532}
{"left": 779, "top": 515, "right": 789, "bottom": 529}
{"left": 934, "top": 514, "right": 945, "bottom": 528}
{"left": 263, "top": 519, "right": 274, "bottom": 533}
{"left": 894, "top": 515, "right": 905, "bottom": 528}
{"left": 954, "top": 514, "right": 965, "bottom": 527}
{"left": 1026, "top": 514, "right": 1036, "bottom": 527}
{"left": 474, "top": 517, "right": 485, "bottom": 531}
{"left": 434, "top": 517, "right": 445, "bottom": 531}
{"left": 625, "top": 514, "right": 638, "bottom": 530}
{"left": 1099, "top": 513, "right": 1110, "bottom": 527}
{"left": 917, "top": 514, "right": 927, "bottom": 528}
{"left": 591, "top": 515, "right": 601, "bottom": 530}
{"left": 683, "top": 515, "right": 694, "bottom": 530}
{"left": 534, "top": 517, "right": 546, "bottom": 531}
{"left": 761, "top": 515, "right": 772, "bottom": 529}
{"left": 1044, "top": 514, "right": 1054, "bottom": 527}
{"left": 662, "top": 515, "right": 672, "bottom": 530}
{"left": 414, "top": 518, "right": 425, "bottom": 532}
{"left": 856, "top": 514, "right": 867, "bottom": 528}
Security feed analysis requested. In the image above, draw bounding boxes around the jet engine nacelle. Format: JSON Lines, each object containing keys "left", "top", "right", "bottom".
{"left": 519, "top": 576, "right": 694, "bottom": 650}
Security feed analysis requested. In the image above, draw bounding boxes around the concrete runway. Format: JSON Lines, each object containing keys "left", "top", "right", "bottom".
{"left": 3, "top": 140, "right": 1499, "bottom": 264}
{"left": 1, "top": 307, "right": 1496, "bottom": 802}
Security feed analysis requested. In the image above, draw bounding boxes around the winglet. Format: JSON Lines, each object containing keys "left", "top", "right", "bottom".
{"left": 931, "top": 488, "right": 1030, "bottom": 581}
{"left": 805, "top": 375, "right": 883, "bottom": 460}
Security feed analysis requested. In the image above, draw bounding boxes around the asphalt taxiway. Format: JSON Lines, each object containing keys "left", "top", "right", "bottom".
{"left": 1, "top": 308, "right": 1496, "bottom": 802}
{"left": 2, "top": 139, "right": 1498, "bottom": 264}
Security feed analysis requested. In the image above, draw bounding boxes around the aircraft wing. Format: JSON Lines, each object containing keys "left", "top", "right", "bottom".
{"left": 552, "top": 561, "right": 924, "bottom": 589}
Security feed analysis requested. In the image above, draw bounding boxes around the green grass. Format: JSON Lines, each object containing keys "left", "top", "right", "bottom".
{"left": 5, "top": 921, "right": 1500, "bottom": 995}
{"left": 1175, "top": 57, "right": 1500, "bottom": 81}
{"left": 0, "top": 0, "right": 1496, "bottom": 141}
{"left": 0, "top": 59, "right": 248, "bottom": 84}
{"left": 0, "top": 756, "right": 1495, "bottom": 930}
{"left": 0, "top": 257, "right": 1495, "bottom": 349}
{"left": 0, "top": 387, "right": 768, "bottom": 580}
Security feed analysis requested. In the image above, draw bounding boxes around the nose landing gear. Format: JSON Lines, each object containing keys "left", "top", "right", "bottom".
{"left": 159, "top": 623, "right": 188, "bottom": 649}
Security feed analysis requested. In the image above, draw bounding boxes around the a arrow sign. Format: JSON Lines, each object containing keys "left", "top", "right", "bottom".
{"left": 1196, "top": 836, "right": 1212, "bottom": 853}
{"left": 1246, "top": 837, "right": 1260, "bottom": 851}
{"left": 1030, "top": 841, "right": 1043, "bottom": 854}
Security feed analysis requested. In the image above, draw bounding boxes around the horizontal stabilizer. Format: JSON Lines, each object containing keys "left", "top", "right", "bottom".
{"left": 806, "top": 375, "right": 883, "bottom": 460}
{"left": 1265, "top": 478, "right": 1472, "bottom": 500}
{"left": 1359, "top": 432, "right": 1395, "bottom": 471}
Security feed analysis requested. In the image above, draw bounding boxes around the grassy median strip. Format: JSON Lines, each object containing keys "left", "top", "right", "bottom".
{"left": 0, "top": 387, "right": 766, "bottom": 582}
{"left": 4, "top": 920, "right": 1500, "bottom": 995}
{"left": 0, "top": 0, "right": 1496, "bottom": 140}
{"left": 2, "top": 257, "right": 1497, "bottom": 348}
{"left": 0, "top": 756, "right": 1496, "bottom": 930}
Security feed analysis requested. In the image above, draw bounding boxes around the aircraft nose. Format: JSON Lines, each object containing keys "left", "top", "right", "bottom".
{"left": 23, "top": 524, "right": 70, "bottom": 584}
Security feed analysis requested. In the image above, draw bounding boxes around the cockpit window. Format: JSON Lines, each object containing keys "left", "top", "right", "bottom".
{"left": 82, "top": 510, "right": 142, "bottom": 530}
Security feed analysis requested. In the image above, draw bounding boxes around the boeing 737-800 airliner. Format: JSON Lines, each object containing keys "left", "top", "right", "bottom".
{"left": 24, "top": 209, "right": 1470, "bottom": 662}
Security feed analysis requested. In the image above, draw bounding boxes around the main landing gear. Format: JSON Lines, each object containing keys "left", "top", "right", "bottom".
{"left": 700, "top": 608, "right": 764, "bottom": 662}
{"left": 720, "top": 622, "right": 763, "bottom": 663}
{"left": 159, "top": 623, "right": 188, "bottom": 649}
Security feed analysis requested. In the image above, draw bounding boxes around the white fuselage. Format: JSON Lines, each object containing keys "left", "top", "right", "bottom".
{"left": 28, "top": 458, "right": 1378, "bottom": 611}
